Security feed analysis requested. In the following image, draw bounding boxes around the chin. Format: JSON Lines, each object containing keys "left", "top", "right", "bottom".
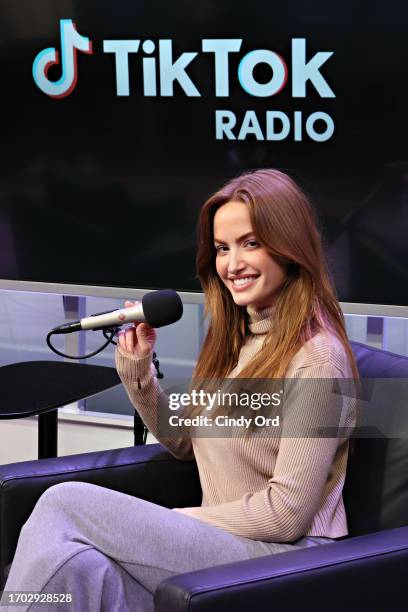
{"left": 232, "top": 297, "right": 251, "bottom": 307}
{"left": 230, "top": 291, "right": 257, "bottom": 308}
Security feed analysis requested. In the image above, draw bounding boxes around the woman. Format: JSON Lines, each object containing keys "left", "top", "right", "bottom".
{"left": 3, "top": 168, "right": 357, "bottom": 611}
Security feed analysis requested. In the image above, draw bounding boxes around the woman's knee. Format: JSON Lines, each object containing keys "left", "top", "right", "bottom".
{"left": 36, "top": 481, "right": 83, "bottom": 508}
{"left": 27, "top": 482, "right": 92, "bottom": 529}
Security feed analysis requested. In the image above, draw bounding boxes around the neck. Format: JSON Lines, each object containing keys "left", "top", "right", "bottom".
{"left": 246, "top": 304, "right": 276, "bottom": 335}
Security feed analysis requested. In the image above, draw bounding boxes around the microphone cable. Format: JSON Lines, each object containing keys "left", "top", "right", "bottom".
{"left": 46, "top": 327, "right": 120, "bottom": 360}
{"left": 46, "top": 328, "right": 164, "bottom": 378}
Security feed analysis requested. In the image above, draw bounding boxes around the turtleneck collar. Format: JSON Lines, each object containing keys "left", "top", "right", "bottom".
{"left": 246, "top": 304, "right": 276, "bottom": 335}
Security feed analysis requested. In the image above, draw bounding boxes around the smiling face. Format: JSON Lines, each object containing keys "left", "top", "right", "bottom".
{"left": 213, "top": 200, "right": 287, "bottom": 310}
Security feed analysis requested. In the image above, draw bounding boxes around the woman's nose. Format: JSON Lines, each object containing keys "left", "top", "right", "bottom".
{"left": 227, "top": 248, "right": 245, "bottom": 275}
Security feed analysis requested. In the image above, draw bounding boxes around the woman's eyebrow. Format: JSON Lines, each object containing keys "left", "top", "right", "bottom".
{"left": 214, "top": 232, "right": 254, "bottom": 244}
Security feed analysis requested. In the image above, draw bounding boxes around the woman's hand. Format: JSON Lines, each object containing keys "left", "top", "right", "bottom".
{"left": 116, "top": 300, "right": 157, "bottom": 359}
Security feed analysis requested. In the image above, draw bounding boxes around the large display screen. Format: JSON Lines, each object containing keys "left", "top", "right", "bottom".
{"left": 0, "top": 0, "right": 407, "bottom": 305}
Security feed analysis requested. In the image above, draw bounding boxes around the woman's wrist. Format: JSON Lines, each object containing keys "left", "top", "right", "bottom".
{"left": 116, "top": 344, "right": 152, "bottom": 362}
{"left": 115, "top": 347, "right": 154, "bottom": 383}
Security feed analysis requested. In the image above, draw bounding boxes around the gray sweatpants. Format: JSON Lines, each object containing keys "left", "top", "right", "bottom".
{"left": 3, "top": 482, "right": 333, "bottom": 611}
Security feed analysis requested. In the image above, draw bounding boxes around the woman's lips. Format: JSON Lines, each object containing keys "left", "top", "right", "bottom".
{"left": 230, "top": 275, "right": 259, "bottom": 291}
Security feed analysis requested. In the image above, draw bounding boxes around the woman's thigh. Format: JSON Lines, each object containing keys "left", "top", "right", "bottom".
{"left": 6, "top": 481, "right": 302, "bottom": 596}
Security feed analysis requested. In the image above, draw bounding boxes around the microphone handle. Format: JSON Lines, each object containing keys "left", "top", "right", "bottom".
{"left": 80, "top": 303, "right": 145, "bottom": 330}
{"left": 51, "top": 304, "right": 145, "bottom": 334}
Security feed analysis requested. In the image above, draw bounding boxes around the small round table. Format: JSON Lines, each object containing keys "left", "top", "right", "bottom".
{"left": 0, "top": 361, "right": 143, "bottom": 459}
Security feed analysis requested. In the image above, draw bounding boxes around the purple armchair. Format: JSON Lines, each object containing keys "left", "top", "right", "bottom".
{"left": 1, "top": 340, "right": 408, "bottom": 610}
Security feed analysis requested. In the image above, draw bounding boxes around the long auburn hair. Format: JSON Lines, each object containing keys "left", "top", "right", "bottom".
{"left": 193, "top": 168, "right": 359, "bottom": 382}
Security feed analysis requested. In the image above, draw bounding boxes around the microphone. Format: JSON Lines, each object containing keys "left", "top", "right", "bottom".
{"left": 51, "top": 289, "right": 183, "bottom": 334}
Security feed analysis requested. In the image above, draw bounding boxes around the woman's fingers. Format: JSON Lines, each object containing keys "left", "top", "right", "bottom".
{"left": 117, "top": 323, "right": 155, "bottom": 358}
{"left": 117, "top": 330, "right": 125, "bottom": 352}
{"left": 117, "top": 300, "right": 157, "bottom": 358}
{"left": 124, "top": 300, "right": 140, "bottom": 330}
{"left": 117, "top": 329, "right": 126, "bottom": 352}
{"left": 135, "top": 322, "right": 156, "bottom": 355}
{"left": 117, "top": 327, "right": 135, "bottom": 354}
{"left": 126, "top": 327, "right": 135, "bottom": 353}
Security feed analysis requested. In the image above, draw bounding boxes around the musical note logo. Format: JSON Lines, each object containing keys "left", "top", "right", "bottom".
{"left": 32, "top": 19, "right": 92, "bottom": 98}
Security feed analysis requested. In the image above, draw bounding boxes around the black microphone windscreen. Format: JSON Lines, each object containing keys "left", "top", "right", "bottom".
{"left": 142, "top": 290, "right": 183, "bottom": 328}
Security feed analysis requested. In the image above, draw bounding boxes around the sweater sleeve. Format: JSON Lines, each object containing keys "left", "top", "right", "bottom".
{"left": 115, "top": 347, "right": 194, "bottom": 461}
{"left": 173, "top": 360, "right": 355, "bottom": 541}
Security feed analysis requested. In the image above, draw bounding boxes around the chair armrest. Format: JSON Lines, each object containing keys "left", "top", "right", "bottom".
{"left": 0, "top": 443, "right": 201, "bottom": 588}
{"left": 155, "top": 526, "right": 408, "bottom": 612}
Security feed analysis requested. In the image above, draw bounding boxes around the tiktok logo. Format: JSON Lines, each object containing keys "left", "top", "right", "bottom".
{"left": 32, "top": 19, "right": 92, "bottom": 98}
{"left": 31, "top": 19, "right": 336, "bottom": 142}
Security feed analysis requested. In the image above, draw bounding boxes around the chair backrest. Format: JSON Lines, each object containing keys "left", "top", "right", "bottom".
{"left": 343, "top": 341, "right": 408, "bottom": 536}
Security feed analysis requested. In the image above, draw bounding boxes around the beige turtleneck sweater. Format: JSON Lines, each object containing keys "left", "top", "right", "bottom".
{"left": 115, "top": 305, "right": 355, "bottom": 542}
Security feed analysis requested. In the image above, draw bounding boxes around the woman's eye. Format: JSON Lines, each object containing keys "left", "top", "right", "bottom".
{"left": 215, "top": 245, "right": 228, "bottom": 253}
{"left": 246, "top": 240, "right": 258, "bottom": 248}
